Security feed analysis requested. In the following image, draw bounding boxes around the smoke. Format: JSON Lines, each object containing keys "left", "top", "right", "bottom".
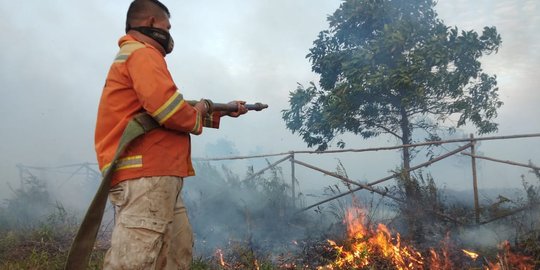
{"left": 459, "top": 224, "right": 514, "bottom": 248}
{"left": 0, "top": 0, "right": 342, "bottom": 199}
{"left": 456, "top": 203, "right": 540, "bottom": 250}
{"left": 184, "top": 160, "right": 335, "bottom": 257}
{"left": 0, "top": 0, "right": 538, "bottom": 198}
{"left": 0, "top": 1, "right": 539, "bottom": 264}
{"left": 436, "top": 0, "right": 540, "bottom": 135}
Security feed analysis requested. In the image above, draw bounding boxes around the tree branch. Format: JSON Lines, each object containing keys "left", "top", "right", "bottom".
{"left": 375, "top": 124, "right": 403, "bottom": 140}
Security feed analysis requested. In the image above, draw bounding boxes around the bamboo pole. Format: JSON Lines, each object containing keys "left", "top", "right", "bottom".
{"left": 194, "top": 152, "right": 289, "bottom": 161}
{"left": 479, "top": 202, "right": 539, "bottom": 225}
{"left": 293, "top": 159, "right": 400, "bottom": 201}
{"left": 20, "top": 163, "right": 99, "bottom": 170}
{"left": 296, "top": 143, "right": 472, "bottom": 223}
{"left": 461, "top": 152, "right": 540, "bottom": 171}
{"left": 194, "top": 133, "right": 540, "bottom": 161}
{"left": 470, "top": 134, "right": 481, "bottom": 224}
{"left": 290, "top": 153, "right": 296, "bottom": 208}
{"left": 293, "top": 159, "right": 463, "bottom": 224}
{"left": 240, "top": 155, "right": 291, "bottom": 183}
{"left": 295, "top": 133, "right": 540, "bottom": 155}
{"left": 297, "top": 143, "right": 472, "bottom": 209}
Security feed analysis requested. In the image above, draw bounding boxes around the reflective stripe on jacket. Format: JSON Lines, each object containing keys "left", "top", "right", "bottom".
{"left": 95, "top": 35, "right": 220, "bottom": 187}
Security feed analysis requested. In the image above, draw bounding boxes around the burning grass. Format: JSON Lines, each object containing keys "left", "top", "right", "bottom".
{"left": 0, "top": 208, "right": 538, "bottom": 270}
{"left": 2, "top": 163, "right": 539, "bottom": 269}
{"left": 317, "top": 207, "right": 426, "bottom": 269}
{"left": 314, "top": 207, "right": 536, "bottom": 270}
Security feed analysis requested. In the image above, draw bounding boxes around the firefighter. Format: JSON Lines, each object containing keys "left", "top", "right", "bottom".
{"left": 95, "top": 0, "right": 248, "bottom": 268}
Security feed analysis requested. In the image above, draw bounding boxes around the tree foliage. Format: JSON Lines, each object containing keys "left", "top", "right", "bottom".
{"left": 282, "top": 0, "right": 502, "bottom": 151}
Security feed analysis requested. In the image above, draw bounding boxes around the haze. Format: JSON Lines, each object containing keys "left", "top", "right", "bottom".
{"left": 0, "top": 0, "right": 538, "bottom": 200}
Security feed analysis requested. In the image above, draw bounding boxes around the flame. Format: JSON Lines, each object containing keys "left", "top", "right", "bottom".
{"left": 319, "top": 208, "right": 425, "bottom": 270}
{"left": 215, "top": 249, "right": 227, "bottom": 267}
{"left": 462, "top": 249, "right": 479, "bottom": 260}
{"left": 485, "top": 241, "right": 535, "bottom": 270}
{"left": 214, "top": 247, "right": 263, "bottom": 269}
{"left": 429, "top": 245, "right": 453, "bottom": 270}
{"left": 212, "top": 205, "right": 536, "bottom": 269}
{"left": 319, "top": 207, "right": 535, "bottom": 270}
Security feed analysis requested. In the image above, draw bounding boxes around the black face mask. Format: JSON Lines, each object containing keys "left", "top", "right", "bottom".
{"left": 128, "top": 26, "right": 174, "bottom": 54}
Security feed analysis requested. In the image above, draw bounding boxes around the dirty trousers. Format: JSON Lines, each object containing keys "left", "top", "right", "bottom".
{"left": 103, "top": 176, "right": 193, "bottom": 270}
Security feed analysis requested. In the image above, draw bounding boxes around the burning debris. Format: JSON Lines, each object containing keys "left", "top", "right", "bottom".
{"left": 318, "top": 208, "right": 425, "bottom": 269}
{"left": 317, "top": 207, "right": 535, "bottom": 270}
{"left": 462, "top": 249, "right": 479, "bottom": 260}
{"left": 485, "top": 241, "right": 535, "bottom": 270}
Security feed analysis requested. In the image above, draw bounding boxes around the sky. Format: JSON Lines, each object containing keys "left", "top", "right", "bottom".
{"left": 0, "top": 0, "right": 539, "bottom": 201}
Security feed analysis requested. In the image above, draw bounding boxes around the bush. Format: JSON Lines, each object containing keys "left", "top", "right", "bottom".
{"left": 0, "top": 175, "right": 104, "bottom": 269}
{"left": 184, "top": 159, "right": 344, "bottom": 264}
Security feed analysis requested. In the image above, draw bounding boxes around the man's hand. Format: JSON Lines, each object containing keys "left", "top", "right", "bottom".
{"left": 194, "top": 99, "right": 209, "bottom": 115}
{"left": 222, "top": 101, "right": 248, "bottom": 117}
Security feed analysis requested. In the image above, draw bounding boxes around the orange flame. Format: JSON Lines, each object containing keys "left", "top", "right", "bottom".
{"left": 426, "top": 233, "right": 454, "bottom": 270}
{"left": 462, "top": 249, "right": 479, "bottom": 260}
{"left": 485, "top": 240, "right": 535, "bottom": 270}
{"left": 319, "top": 207, "right": 535, "bottom": 270}
{"left": 319, "top": 208, "right": 425, "bottom": 269}
{"left": 215, "top": 249, "right": 226, "bottom": 267}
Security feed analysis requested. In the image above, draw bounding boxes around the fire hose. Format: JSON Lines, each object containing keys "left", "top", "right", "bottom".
{"left": 65, "top": 101, "right": 267, "bottom": 270}
{"left": 187, "top": 100, "right": 268, "bottom": 113}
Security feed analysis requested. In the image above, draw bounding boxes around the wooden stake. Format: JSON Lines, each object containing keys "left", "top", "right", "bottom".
{"left": 470, "top": 134, "right": 480, "bottom": 224}
{"left": 290, "top": 152, "right": 296, "bottom": 208}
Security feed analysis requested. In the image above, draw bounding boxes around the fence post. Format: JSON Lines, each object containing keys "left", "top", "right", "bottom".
{"left": 290, "top": 152, "right": 296, "bottom": 208}
{"left": 470, "top": 134, "right": 480, "bottom": 224}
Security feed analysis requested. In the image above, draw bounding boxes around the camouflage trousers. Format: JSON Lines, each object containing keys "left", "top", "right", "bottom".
{"left": 103, "top": 176, "right": 193, "bottom": 270}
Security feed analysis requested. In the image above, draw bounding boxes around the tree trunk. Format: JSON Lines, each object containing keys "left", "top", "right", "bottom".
{"left": 400, "top": 106, "right": 412, "bottom": 175}
{"left": 399, "top": 106, "right": 424, "bottom": 243}
{"left": 400, "top": 106, "right": 412, "bottom": 182}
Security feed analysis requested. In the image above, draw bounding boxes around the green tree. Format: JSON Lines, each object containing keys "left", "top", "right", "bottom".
{"left": 282, "top": 0, "right": 502, "bottom": 239}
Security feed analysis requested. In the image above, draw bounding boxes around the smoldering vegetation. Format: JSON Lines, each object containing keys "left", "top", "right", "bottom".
{"left": 0, "top": 157, "right": 539, "bottom": 269}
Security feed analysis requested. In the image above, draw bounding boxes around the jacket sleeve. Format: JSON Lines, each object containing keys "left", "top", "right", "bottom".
{"left": 203, "top": 112, "right": 221, "bottom": 129}
{"left": 126, "top": 47, "right": 219, "bottom": 134}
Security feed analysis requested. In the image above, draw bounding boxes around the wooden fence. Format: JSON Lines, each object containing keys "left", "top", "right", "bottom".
{"left": 194, "top": 132, "right": 540, "bottom": 226}
{"left": 16, "top": 132, "right": 540, "bottom": 227}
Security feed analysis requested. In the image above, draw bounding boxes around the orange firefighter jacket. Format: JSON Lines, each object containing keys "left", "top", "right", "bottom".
{"left": 95, "top": 35, "right": 220, "bottom": 187}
